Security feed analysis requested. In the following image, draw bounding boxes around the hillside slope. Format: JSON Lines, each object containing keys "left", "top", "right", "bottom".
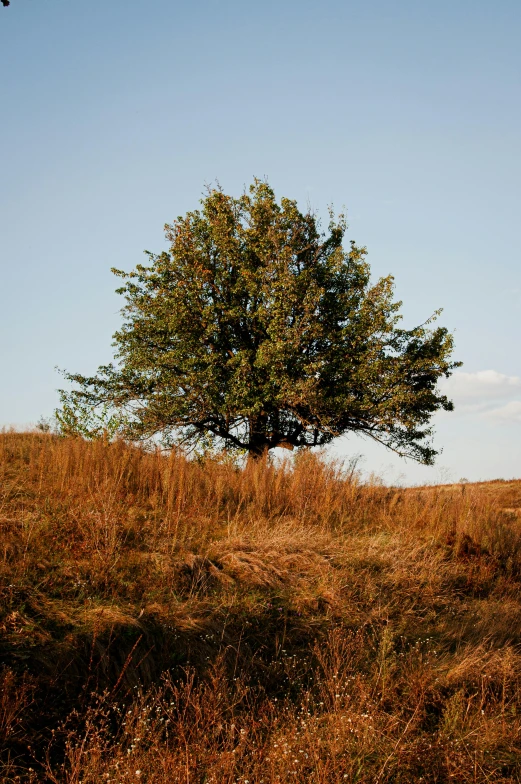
{"left": 1, "top": 432, "right": 521, "bottom": 783}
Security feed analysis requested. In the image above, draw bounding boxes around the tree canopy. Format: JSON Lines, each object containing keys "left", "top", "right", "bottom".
{"left": 59, "top": 180, "right": 460, "bottom": 462}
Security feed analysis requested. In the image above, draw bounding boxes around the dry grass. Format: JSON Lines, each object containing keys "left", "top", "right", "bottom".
{"left": 1, "top": 432, "right": 521, "bottom": 782}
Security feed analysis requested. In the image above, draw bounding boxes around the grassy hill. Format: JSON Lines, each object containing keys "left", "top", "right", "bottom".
{"left": 1, "top": 432, "right": 521, "bottom": 783}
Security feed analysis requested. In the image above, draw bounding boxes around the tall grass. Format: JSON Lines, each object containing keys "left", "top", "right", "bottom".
{"left": 1, "top": 432, "right": 521, "bottom": 782}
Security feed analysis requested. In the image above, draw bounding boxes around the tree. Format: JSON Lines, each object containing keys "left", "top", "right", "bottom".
{"left": 59, "top": 180, "right": 460, "bottom": 462}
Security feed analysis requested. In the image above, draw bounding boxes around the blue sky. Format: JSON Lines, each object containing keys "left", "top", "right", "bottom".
{"left": 1, "top": 0, "right": 520, "bottom": 484}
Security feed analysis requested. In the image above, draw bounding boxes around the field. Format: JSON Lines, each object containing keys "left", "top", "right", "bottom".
{"left": 1, "top": 431, "right": 521, "bottom": 783}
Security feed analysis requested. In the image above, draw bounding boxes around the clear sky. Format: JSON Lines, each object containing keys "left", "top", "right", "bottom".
{"left": 1, "top": 0, "right": 520, "bottom": 484}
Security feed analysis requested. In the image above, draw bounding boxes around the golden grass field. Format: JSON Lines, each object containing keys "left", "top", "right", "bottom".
{"left": 1, "top": 431, "right": 521, "bottom": 782}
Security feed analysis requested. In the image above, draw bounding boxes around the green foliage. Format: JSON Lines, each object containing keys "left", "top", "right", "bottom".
{"left": 59, "top": 179, "right": 460, "bottom": 462}
{"left": 54, "top": 392, "right": 125, "bottom": 441}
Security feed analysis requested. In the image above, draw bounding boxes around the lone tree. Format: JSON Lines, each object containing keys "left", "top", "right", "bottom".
{"left": 59, "top": 180, "right": 460, "bottom": 461}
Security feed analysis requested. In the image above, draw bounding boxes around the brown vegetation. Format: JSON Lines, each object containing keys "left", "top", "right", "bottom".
{"left": 1, "top": 431, "right": 521, "bottom": 782}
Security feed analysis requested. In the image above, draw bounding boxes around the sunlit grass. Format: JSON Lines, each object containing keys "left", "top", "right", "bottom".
{"left": 1, "top": 432, "right": 521, "bottom": 782}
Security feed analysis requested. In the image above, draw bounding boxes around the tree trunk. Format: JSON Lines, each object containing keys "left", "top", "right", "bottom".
{"left": 247, "top": 444, "right": 269, "bottom": 462}
{"left": 248, "top": 414, "right": 269, "bottom": 460}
